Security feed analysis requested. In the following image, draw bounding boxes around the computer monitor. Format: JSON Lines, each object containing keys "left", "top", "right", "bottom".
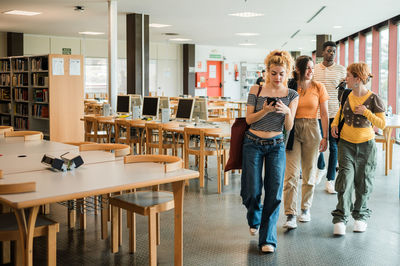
{"left": 116, "top": 95, "right": 131, "bottom": 114}
{"left": 159, "top": 96, "right": 170, "bottom": 109}
{"left": 142, "top": 96, "right": 159, "bottom": 119}
{"left": 176, "top": 98, "right": 194, "bottom": 120}
{"left": 192, "top": 98, "right": 208, "bottom": 121}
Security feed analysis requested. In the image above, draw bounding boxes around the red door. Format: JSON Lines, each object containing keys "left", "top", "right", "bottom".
{"left": 206, "top": 61, "right": 221, "bottom": 97}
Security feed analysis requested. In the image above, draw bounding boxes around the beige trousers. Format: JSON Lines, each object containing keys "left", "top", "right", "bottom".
{"left": 284, "top": 118, "right": 321, "bottom": 215}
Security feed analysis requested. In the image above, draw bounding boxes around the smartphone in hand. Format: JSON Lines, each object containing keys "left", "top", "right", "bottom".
{"left": 266, "top": 97, "right": 278, "bottom": 106}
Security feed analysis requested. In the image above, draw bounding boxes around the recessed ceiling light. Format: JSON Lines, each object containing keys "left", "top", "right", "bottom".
{"left": 149, "top": 23, "right": 171, "bottom": 28}
{"left": 235, "top": 33, "right": 260, "bottom": 36}
{"left": 3, "top": 10, "right": 41, "bottom": 16}
{"left": 333, "top": 25, "right": 343, "bottom": 29}
{"left": 79, "top": 31, "right": 104, "bottom": 35}
{"left": 229, "top": 12, "right": 264, "bottom": 18}
{"left": 169, "top": 38, "right": 192, "bottom": 42}
{"left": 311, "top": 39, "right": 316, "bottom": 42}
{"left": 239, "top": 43, "right": 256, "bottom": 46}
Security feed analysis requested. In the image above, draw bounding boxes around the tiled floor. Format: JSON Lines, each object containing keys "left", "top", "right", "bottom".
{"left": 2, "top": 143, "right": 400, "bottom": 265}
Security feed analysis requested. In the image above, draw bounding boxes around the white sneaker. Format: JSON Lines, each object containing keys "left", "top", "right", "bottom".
{"left": 283, "top": 215, "right": 297, "bottom": 229}
{"left": 316, "top": 168, "right": 327, "bottom": 184}
{"left": 325, "top": 180, "right": 337, "bottom": 194}
{"left": 249, "top": 227, "right": 259, "bottom": 236}
{"left": 261, "top": 244, "right": 275, "bottom": 253}
{"left": 353, "top": 220, "right": 368, "bottom": 232}
{"left": 298, "top": 209, "right": 311, "bottom": 222}
{"left": 333, "top": 222, "right": 346, "bottom": 235}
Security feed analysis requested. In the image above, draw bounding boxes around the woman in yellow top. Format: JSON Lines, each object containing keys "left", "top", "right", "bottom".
{"left": 283, "top": 55, "right": 329, "bottom": 229}
{"left": 331, "top": 62, "right": 385, "bottom": 235}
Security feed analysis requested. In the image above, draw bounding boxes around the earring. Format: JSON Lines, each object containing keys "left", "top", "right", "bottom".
{"left": 354, "top": 83, "right": 359, "bottom": 88}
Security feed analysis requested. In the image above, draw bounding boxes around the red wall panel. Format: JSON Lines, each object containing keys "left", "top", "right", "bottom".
{"left": 388, "top": 21, "right": 398, "bottom": 112}
{"left": 371, "top": 27, "right": 380, "bottom": 94}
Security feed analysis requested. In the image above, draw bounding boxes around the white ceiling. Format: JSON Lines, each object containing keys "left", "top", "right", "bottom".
{"left": 0, "top": 0, "right": 399, "bottom": 53}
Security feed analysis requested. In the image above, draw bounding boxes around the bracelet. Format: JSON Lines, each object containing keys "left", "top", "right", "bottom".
{"left": 322, "top": 137, "right": 327, "bottom": 140}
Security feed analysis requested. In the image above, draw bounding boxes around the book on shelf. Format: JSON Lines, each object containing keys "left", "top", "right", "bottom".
{"left": 13, "top": 88, "right": 29, "bottom": 101}
{"left": 13, "top": 59, "right": 28, "bottom": 71}
{"left": 1, "top": 88, "right": 11, "bottom": 100}
{"left": 32, "top": 104, "right": 49, "bottom": 118}
{"left": 14, "top": 103, "right": 29, "bottom": 116}
{"left": 12, "top": 73, "right": 28, "bottom": 86}
{"left": 35, "top": 89, "right": 49, "bottom": 102}
{"left": 0, "top": 73, "right": 11, "bottom": 85}
{"left": 14, "top": 117, "right": 29, "bottom": 129}
{"left": 32, "top": 73, "right": 49, "bottom": 86}
{"left": 0, "top": 60, "right": 10, "bottom": 72}
{"left": 31, "top": 57, "right": 49, "bottom": 71}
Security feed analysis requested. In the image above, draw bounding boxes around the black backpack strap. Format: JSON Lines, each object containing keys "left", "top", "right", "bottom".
{"left": 257, "top": 85, "right": 262, "bottom": 97}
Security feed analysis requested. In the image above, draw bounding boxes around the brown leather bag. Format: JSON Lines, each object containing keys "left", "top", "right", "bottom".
{"left": 224, "top": 86, "right": 262, "bottom": 172}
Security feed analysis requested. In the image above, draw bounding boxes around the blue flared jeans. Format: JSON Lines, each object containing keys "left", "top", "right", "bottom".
{"left": 240, "top": 131, "right": 286, "bottom": 248}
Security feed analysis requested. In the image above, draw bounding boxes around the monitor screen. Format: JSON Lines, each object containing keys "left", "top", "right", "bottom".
{"left": 142, "top": 96, "right": 159, "bottom": 117}
{"left": 116, "top": 95, "right": 131, "bottom": 113}
{"left": 176, "top": 99, "right": 194, "bottom": 120}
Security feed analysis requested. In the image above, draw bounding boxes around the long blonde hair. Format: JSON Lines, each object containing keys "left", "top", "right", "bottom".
{"left": 264, "top": 50, "right": 293, "bottom": 85}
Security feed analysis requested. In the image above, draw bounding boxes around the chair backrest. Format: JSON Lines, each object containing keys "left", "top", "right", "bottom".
{"left": 145, "top": 122, "right": 163, "bottom": 154}
{"left": 0, "top": 126, "right": 13, "bottom": 135}
{"left": 0, "top": 182, "right": 36, "bottom": 194}
{"left": 4, "top": 131, "right": 43, "bottom": 140}
{"left": 79, "top": 143, "right": 131, "bottom": 157}
{"left": 124, "top": 154, "right": 183, "bottom": 172}
{"left": 84, "top": 115, "right": 97, "bottom": 135}
{"left": 63, "top": 141, "right": 96, "bottom": 146}
{"left": 115, "top": 119, "right": 131, "bottom": 144}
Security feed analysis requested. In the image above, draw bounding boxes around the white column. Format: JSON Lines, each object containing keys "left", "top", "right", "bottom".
{"left": 108, "top": 0, "right": 118, "bottom": 113}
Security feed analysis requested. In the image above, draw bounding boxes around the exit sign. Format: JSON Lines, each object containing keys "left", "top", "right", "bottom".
{"left": 62, "top": 48, "right": 71, "bottom": 55}
{"left": 209, "top": 54, "right": 222, "bottom": 59}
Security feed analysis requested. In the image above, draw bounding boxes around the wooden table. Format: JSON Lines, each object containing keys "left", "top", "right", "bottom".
{"left": 383, "top": 114, "right": 400, "bottom": 175}
{"left": 0, "top": 156, "right": 198, "bottom": 266}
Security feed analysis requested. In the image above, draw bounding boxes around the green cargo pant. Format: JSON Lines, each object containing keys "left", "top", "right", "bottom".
{"left": 332, "top": 139, "right": 377, "bottom": 224}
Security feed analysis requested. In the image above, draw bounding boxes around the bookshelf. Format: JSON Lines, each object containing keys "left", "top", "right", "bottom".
{"left": 0, "top": 54, "right": 84, "bottom": 142}
{"left": 240, "top": 62, "right": 264, "bottom": 100}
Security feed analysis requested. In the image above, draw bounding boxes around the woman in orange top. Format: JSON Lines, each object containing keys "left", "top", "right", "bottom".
{"left": 283, "top": 55, "right": 329, "bottom": 229}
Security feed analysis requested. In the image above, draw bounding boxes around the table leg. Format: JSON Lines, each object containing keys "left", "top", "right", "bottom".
{"left": 384, "top": 128, "right": 393, "bottom": 176}
{"left": 14, "top": 206, "right": 40, "bottom": 266}
{"left": 172, "top": 180, "right": 185, "bottom": 266}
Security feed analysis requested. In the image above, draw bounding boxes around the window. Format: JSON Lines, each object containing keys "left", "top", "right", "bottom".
{"left": 365, "top": 32, "right": 373, "bottom": 72}
{"left": 344, "top": 40, "right": 349, "bottom": 67}
{"left": 379, "top": 27, "right": 389, "bottom": 106}
{"left": 85, "top": 58, "right": 127, "bottom": 96}
{"left": 354, "top": 36, "right": 359, "bottom": 63}
{"left": 85, "top": 58, "right": 107, "bottom": 95}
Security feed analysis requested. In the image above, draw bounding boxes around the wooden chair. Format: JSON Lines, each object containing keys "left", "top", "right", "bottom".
{"left": 0, "top": 181, "right": 58, "bottom": 266}
{"left": 145, "top": 122, "right": 177, "bottom": 155}
{"left": 115, "top": 119, "right": 145, "bottom": 154}
{"left": 109, "top": 155, "right": 182, "bottom": 266}
{"left": 83, "top": 115, "right": 109, "bottom": 143}
{"left": 79, "top": 143, "right": 131, "bottom": 157}
{"left": 0, "top": 126, "right": 13, "bottom": 136}
{"left": 183, "top": 127, "right": 229, "bottom": 193}
{"left": 207, "top": 117, "right": 234, "bottom": 123}
{"left": 4, "top": 131, "right": 43, "bottom": 140}
{"left": 375, "top": 131, "right": 395, "bottom": 170}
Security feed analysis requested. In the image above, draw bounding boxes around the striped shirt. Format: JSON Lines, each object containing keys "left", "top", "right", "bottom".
{"left": 314, "top": 62, "right": 346, "bottom": 118}
{"left": 247, "top": 89, "right": 298, "bottom": 132}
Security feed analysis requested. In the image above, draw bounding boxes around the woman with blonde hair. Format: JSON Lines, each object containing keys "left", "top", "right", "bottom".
{"left": 331, "top": 62, "right": 385, "bottom": 235}
{"left": 241, "top": 50, "right": 298, "bottom": 253}
{"left": 283, "top": 55, "right": 329, "bottom": 229}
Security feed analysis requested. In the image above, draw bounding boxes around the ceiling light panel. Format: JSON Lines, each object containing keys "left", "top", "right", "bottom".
{"left": 239, "top": 43, "right": 256, "bottom": 46}
{"left": 169, "top": 38, "right": 192, "bottom": 41}
{"left": 235, "top": 33, "right": 260, "bottom": 36}
{"left": 79, "top": 32, "right": 104, "bottom": 35}
{"left": 3, "top": 10, "right": 41, "bottom": 16}
{"left": 333, "top": 25, "right": 343, "bottom": 29}
{"left": 149, "top": 23, "right": 171, "bottom": 28}
{"left": 229, "top": 12, "right": 264, "bottom": 18}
